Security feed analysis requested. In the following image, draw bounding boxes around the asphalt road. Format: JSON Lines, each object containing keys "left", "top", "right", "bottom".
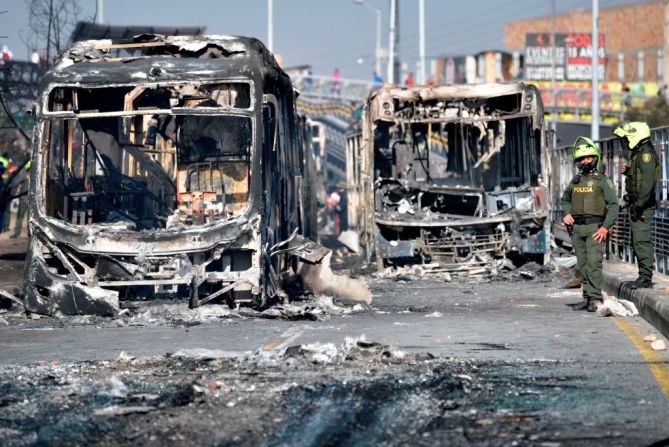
{"left": 2, "top": 262, "right": 669, "bottom": 444}
{"left": 2, "top": 276, "right": 668, "bottom": 364}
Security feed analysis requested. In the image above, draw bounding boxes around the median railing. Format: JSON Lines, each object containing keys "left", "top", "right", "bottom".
{"left": 292, "top": 74, "right": 376, "bottom": 103}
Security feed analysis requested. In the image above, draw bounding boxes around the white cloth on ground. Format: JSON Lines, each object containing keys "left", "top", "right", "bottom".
{"left": 595, "top": 297, "right": 639, "bottom": 317}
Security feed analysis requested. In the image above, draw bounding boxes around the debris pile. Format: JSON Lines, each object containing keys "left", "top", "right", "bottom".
{"left": 0, "top": 294, "right": 368, "bottom": 329}
{"left": 374, "top": 257, "right": 558, "bottom": 282}
{"left": 0, "top": 343, "right": 648, "bottom": 445}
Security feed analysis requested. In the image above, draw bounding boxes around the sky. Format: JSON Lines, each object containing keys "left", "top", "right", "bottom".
{"left": 0, "top": 0, "right": 652, "bottom": 80}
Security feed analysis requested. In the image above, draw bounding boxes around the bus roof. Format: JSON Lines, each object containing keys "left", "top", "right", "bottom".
{"left": 42, "top": 34, "right": 288, "bottom": 88}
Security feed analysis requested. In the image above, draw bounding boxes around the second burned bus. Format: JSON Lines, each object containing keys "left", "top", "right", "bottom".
{"left": 346, "top": 83, "right": 551, "bottom": 272}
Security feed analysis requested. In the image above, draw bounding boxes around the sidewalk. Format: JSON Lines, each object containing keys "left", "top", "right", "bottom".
{"left": 603, "top": 260, "right": 669, "bottom": 339}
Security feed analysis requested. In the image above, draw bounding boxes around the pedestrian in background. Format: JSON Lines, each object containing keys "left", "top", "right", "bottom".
{"left": 331, "top": 68, "right": 341, "bottom": 97}
{"left": 1, "top": 45, "right": 12, "bottom": 64}
{"left": 615, "top": 122, "right": 659, "bottom": 289}
{"left": 372, "top": 71, "right": 382, "bottom": 89}
{"left": 405, "top": 72, "right": 414, "bottom": 87}
{"left": 561, "top": 137, "right": 619, "bottom": 312}
{"left": 30, "top": 48, "right": 40, "bottom": 66}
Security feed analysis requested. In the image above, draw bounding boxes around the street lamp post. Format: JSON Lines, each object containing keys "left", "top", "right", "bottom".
{"left": 550, "top": 0, "right": 556, "bottom": 148}
{"left": 96, "top": 0, "right": 104, "bottom": 24}
{"left": 268, "top": 0, "right": 274, "bottom": 53}
{"left": 418, "top": 0, "right": 425, "bottom": 85}
{"left": 388, "top": 0, "right": 397, "bottom": 84}
{"left": 354, "top": 0, "right": 382, "bottom": 76}
{"left": 591, "top": 0, "right": 600, "bottom": 141}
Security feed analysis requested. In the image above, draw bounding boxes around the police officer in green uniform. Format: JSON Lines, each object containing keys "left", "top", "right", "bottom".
{"left": 615, "top": 122, "right": 659, "bottom": 289}
{"left": 561, "top": 137, "right": 619, "bottom": 311}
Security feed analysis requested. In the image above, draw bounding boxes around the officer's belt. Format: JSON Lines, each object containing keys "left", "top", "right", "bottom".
{"left": 572, "top": 216, "right": 604, "bottom": 225}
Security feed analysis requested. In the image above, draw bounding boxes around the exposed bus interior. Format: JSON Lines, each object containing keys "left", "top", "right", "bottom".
{"left": 370, "top": 88, "right": 550, "bottom": 269}
{"left": 42, "top": 83, "right": 252, "bottom": 231}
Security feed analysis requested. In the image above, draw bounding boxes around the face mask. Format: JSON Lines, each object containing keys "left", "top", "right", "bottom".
{"left": 579, "top": 160, "right": 597, "bottom": 173}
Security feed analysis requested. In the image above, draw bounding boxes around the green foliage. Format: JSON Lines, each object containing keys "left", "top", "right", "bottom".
{"left": 624, "top": 96, "right": 669, "bottom": 128}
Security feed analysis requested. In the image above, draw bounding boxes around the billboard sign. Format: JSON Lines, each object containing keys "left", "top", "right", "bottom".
{"left": 525, "top": 33, "right": 605, "bottom": 81}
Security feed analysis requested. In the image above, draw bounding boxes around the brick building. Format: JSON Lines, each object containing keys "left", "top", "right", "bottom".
{"left": 505, "top": 1, "right": 665, "bottom": 83}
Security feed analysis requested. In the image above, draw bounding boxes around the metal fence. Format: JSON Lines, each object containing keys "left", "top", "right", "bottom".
{"left": 551, "top": 125, "right": 669, "bottom": 274}
{"left": 292, "top": 74, "right": 375, "bottom": 103}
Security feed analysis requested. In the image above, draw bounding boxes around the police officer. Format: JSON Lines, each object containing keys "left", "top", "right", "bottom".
{"left": 561, "top": 137, "right": 619, "bottom": 311}
{"left": 615, "top": 122, "right": 659, "bottom": 289}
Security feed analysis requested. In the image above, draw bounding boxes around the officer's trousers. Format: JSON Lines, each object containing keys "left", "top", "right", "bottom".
{"left": 571, "top": 223, "right": 605, "bottom": 301}
{"left": 630, "top": 208, "right": 655, "bottom": 280}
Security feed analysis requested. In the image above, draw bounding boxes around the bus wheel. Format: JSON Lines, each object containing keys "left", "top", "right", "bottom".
{"left": 251, "top": 292, "right": 267, "bottom": 309}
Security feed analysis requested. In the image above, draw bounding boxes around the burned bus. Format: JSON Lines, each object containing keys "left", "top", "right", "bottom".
{"left": 347, "top": 83, "right": 551, "bottom": 272}
{"left": 24, "top": 35, "right": 318, "bottom": 316}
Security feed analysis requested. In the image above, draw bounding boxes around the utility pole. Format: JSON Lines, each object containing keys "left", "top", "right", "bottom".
{"left": 591, "top": 0, "right": 600, "bottom": 141}
{"left": 388, "top": 0, "right": 397, "bottom": 83}
{"left": 268, "top": 0, "right": 274, "bottom": 53}
{"left": 663, "top": 0, "right": 669, "bottom": 91}
{"left": 419, "top": 0, "right": 425, "bottom": 84}
{"left": 96, "top": 0, "right": 103, "bottom": 24}
{"left": 375, "top": 6, "right": 381, "bottom": 76}
{"left": 550, "top": 0, "right": 557, "bottom": 148}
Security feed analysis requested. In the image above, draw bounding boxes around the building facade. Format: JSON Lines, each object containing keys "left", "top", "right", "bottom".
{"left": 505, "top": 1, "right": 665, "bottom": 84}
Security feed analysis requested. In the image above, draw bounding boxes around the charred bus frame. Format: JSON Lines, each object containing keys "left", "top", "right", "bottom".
{"left": 24, "top": 35, "right": 317, "bottom": 316}
{"left": 347, "top": 83, "right": 551, "bottom": 272}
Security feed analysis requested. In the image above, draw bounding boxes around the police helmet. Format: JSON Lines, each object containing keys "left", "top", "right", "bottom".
{"left": 572, "top": 136, "right": 600, "bottom": 164}
{"left": 613, "top": 121, "right": 651, "bottom": 149}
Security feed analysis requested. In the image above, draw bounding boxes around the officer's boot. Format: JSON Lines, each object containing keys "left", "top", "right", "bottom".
{"left": 630, "top": 277, "right": 653, "bottom": 289}
{"left": 571, "top": 297, "right": 590, "bottom": 311}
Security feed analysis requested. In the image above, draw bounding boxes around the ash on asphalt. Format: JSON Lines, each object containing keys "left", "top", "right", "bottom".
{"left": 0, "top": 337, "right": 654, "bottom": 446}
{"left": 0, "top": 294, "right": 368, "bottom": 329}
{"left": 0, "top": 255, "right": 572, "bottom": 329}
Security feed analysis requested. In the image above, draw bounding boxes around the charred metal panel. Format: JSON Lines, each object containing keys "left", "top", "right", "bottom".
{"left": 348, "top": 83, "right": 550, "bottom": 271}
{"left": 25, "top": 35, "right": 319, "bottom": 315}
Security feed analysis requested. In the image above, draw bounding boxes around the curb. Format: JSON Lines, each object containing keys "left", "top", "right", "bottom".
{"left": 602, "top": 260, "right": 669, "bottom": 339}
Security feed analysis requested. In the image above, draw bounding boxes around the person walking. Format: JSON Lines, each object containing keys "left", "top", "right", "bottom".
{"left": 561, "top": 137, "right": 619, "bottom": 311}
{"left": 615, "top": 122, "right": 659, "bottom": 289}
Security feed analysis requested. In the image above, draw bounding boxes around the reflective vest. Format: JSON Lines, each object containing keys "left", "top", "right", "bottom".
{"left": 570, "top": 173, "right": 606, "bottom": 216}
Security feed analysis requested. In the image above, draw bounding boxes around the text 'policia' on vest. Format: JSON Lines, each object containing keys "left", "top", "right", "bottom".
{"left": 560, "top": 136, "right": 619, "bottom": 312}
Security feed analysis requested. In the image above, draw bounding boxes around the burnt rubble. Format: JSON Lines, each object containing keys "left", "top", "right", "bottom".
{"left": 0, "top": 338, "right": 634, "bottom": 446}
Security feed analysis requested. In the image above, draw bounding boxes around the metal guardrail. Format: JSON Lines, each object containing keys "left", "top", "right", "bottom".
{"left": 292, "top": 74, "right": 376, "bottom": 103}
{"left": 551, "top": 125, "right": 669, "bottom": 274}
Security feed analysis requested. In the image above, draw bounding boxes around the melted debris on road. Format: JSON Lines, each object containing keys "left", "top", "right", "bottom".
{"left": 0, "top": 294, "right": 367, "bottom": 328}
{"left": 0, "top": 337, "right": 637, "bottom": 446}
{"left": 0, "top": 252, "right": 574, "bottom": 329}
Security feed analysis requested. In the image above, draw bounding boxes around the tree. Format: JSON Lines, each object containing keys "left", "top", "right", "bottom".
{"left": 624, "top": 96, "right": 669, "bottom": 129}
{"left": 25, "top": 0, "right": 83, "bottom": 66}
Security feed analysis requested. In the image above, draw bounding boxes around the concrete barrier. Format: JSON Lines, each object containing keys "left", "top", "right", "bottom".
{"left": 602, "top": 260, "right": 669, "bottom": 339}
